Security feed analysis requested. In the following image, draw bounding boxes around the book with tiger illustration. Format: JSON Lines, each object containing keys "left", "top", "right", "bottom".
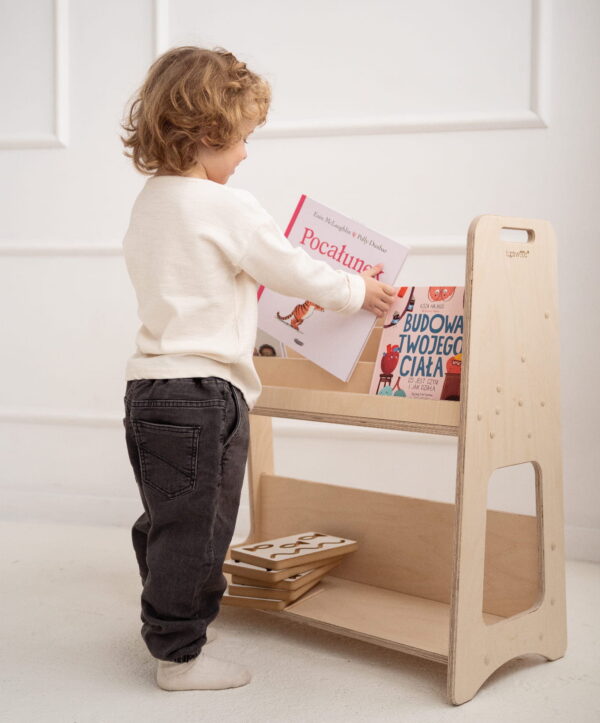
{"left": 368, "top": 286, "right": 465, "bottom": 400}
{"left": 256, "top": 195, "right": 410, "bottom": 382}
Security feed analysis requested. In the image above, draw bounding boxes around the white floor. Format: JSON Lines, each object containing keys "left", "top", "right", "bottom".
{"left": 1, "top": 519, "right": 598, "bottom": 723}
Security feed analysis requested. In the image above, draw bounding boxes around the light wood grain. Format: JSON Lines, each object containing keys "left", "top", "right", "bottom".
{"left": 232, "top": 215, "right": 566, "bottom": 706}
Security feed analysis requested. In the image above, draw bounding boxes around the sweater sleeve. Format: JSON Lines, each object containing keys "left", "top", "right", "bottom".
{"left": 232, "top": 195, "right": 366, "bottom": 315}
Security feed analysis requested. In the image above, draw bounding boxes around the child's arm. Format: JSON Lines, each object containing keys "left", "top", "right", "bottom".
{"left": 226, "top": 195, "right": 366, "bottom": 315}
{"left": 239, "top": 219, "right": 365, "bottom": 314}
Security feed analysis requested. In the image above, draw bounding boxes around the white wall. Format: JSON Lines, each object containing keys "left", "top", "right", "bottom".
{"left": 0, "top": 0, "right": 598, "bottom": 561}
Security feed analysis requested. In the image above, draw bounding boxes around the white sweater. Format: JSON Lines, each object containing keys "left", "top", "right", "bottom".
{"left": 122, "top": 176, "right": 366, "bottom": 411}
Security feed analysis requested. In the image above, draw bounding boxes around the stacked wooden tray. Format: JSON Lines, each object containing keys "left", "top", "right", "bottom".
{"left": 222, "top": 531, "right": 358, "bottom": 611}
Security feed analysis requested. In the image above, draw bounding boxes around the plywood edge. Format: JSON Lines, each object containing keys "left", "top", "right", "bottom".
{"left": 252, "top": 385, "right": 459, "bottom": 435}
{"left": 257, "top": 575, "right": 452, "bottom": 664}
{"left": 273, "top": 610, "right": 449, "bottom": 664}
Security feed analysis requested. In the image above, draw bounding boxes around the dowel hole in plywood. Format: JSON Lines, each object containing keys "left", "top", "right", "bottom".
{"left": 482, "top": 461, "right": 543, "bottom": 622}
{"left": 499, "top": 227, "right": 535, "bottom": 244}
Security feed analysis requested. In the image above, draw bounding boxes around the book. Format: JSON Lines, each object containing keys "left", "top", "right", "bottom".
{"left": 253, "top": 328, "right": 287, "bottom": 358}
{"left": 256, "top": 195, "right": 410, "bottom": 382}
{"left": 368, "top": 286, "right": 465, "bottom": 400}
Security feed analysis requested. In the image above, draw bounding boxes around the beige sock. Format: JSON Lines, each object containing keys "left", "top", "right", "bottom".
{"left": 156, "top": 651, "right": 251, "bottom": 691}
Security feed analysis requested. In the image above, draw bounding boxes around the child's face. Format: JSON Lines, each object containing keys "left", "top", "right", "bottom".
{"left": 196, "top": 120, "right": 256, "bottom": 184}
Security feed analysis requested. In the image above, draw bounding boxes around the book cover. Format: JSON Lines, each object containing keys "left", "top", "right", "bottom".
{"left": 253, "top": 328, "right": 287, "bottom": 358}
{"left": 256, "top": 195, "right": 410, "bottom": 382}
{"left": 369, "top": 286, "right": 465, "bottom": 400}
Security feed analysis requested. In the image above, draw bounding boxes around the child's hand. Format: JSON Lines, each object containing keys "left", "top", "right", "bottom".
{"left": 359, "top": 263, "right": 397, "bottom": 318}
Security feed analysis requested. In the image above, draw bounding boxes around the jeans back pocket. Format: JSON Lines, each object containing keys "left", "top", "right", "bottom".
{"left": 132, "top": 418, "right": 201, "bottom": 499}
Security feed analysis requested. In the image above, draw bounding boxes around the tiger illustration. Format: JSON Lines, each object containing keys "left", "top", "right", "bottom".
{"left": 276, "top": 300, "right": 324, "bottom": 331}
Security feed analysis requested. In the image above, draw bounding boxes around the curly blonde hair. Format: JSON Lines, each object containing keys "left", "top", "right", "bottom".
{"left": 120, "top": 46, "right": 271, "bottom": 176}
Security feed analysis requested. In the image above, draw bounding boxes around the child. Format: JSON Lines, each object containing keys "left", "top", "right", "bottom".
{"left": 119, "top": 45, "right": 397, "bottom": 692}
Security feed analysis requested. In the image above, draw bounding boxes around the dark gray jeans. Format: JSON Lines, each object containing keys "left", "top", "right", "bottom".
{"left": 122, "top": 376, "right": 249, "bottom": 663}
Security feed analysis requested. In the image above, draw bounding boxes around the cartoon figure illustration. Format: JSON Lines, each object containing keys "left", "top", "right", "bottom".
{"left": 383, "top": 310, "right": 403, "bottom": 329}
{"left": 276, "top": 300, "right": 324, "bottom": 331}
{"left": 429, "top": 286, "right": 456, "bottom": 302}
{"left": 381, "top": 344, "right": 400, "bottom": 376}
{"left": 375, "top": 344, "right": 406, "bottom": 396}
{"left": 440, "top": 353, "right": 462, "bottom": 400}
{"left": 375, "top": 286, "right": 414, "bottom": 393}
{"left": 382, "top": 286, "right": 416, "bottom": 330}
{"left": 378, "top": 384, "right": 406, "bottom": 397}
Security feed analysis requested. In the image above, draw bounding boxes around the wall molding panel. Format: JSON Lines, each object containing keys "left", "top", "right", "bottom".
{"left": 0, "top": 408, "right": 454, "bottom": 445}
{"left": 0, "top": 0, "right": 69, "bottom": 149}
{"left": 152, "top": 0, "right": 550, "bottom": 138}
{"left": 0, "top": 242, "right": 124, "bottom": 256}
{"left": 1, "top": 483, "right": 597, "bottom": 565}
{"left": 0, "top": 235, "right": 466, "bottom": 256}
{"left": 4, "top": 487, "right": 596, "bottom": 563}
{"left": 153, "top": 0, "right": 170, "bottom": 59}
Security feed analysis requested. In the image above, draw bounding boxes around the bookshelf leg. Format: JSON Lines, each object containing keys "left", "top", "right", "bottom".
{"left": 236, "top": 413, "right": 274, "bottom": 548}
{"left": 447, "top": 460, "right": 489, "bottom": 705}
{"left": 447, "top": 214, "right": 567, "bottom": 704}
{"left": 533, "top": 457, "right": 568, "bottom": 662}
{"left": 448, "top": 455, "right": 568, "bottom": 705}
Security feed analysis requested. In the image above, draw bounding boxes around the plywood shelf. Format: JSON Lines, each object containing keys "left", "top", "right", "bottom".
{"left": 254, "top": 574, "right": 505, "bottom": 664}
{"left": 252, "top": 358, "right": 459, "bottom": 435}
{"left": 227, "top": 472, "right": 541, "bottom": 663}
{"left": 237, "top": 215, "right": 566, "bottom": 705}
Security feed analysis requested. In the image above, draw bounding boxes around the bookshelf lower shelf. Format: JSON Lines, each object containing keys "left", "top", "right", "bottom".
{"left": 230, "top": 473, "right": 540, "bottom": 666}
{"left": 242, "top": 573, "right": 504, "bottom": 664}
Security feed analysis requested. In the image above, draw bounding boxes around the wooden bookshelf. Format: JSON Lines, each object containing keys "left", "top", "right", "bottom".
{"left": 226, "top": 215, "right": 567, "bottom": 705}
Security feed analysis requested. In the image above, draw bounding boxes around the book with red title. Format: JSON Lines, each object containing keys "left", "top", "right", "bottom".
{"left": 368, "top": 286, "right": 464, "bottom": 400}
{"left": 256, "top": 195, "right": 410, "bottom": 382}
